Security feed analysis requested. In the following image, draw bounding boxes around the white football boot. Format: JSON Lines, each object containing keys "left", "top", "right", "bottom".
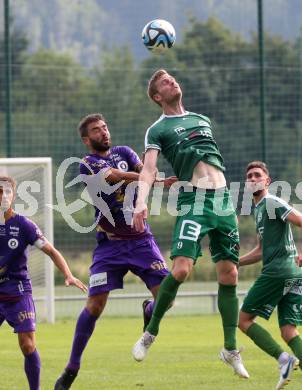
{"left": 132, "top": 331, "right": 156, "bottom": 362}
{"left": 276, "top": 355, "right": 299, "bottom": 390}
{"left": 219, "top": 348, "right": 250, "bottom": 378}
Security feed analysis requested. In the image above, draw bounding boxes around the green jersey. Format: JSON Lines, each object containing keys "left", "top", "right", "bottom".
{"left": 254, "top": 194, "right": 302, "bottom": 278}
{"left": 145, "top": 111, "right": 225, "bottom": 181}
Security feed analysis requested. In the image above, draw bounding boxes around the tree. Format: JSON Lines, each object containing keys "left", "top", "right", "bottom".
{"left": 0, "top": 17, "right": 28, "bottom": 113}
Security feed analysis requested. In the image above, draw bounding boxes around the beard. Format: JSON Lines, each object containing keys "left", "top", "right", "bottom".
{"left": 89, "top": 138, "right": 111, "bottom": 152}
{"left": 252, "top": 189, "right": 263, "bottom": 196}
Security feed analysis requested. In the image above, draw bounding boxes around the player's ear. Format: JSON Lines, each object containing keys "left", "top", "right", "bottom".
{"left": 153, "top": 93, "right": 162, "bottom": 104}
{"left": 81, "top": 136, "right": 89, "bottom": 147}
{"left": 266, "top": 176, "right": 272, "bottom": 186}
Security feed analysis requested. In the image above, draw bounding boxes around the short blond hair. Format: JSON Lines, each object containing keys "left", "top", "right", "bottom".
{"left": 147, "top": 69, "right": 168, "bottom": 106}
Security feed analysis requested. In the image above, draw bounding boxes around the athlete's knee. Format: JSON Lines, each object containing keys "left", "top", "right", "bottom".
{"left": 19, "top": 335, "right": 36, "bottom": 355}
{"left": 172, "top": 268, "right": 190, "bottom": 281}
{"left": 217, "top": 262, "right": 238, "bottom": 284}
{"left": 238, "top": 318, "right": 248, "bottom": 333}
{"left": 238, "top": 312, "right": 253, "bottom": 333}
{"left": 172, "top": 258, "right": 193, "bottom": 281}
{"left": 86, "top": 293, "right": 108, "bottom": 317}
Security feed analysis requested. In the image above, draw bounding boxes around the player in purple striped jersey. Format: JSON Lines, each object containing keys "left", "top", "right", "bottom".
{"left": 55, "top": 113, "right": 176, "bottom": 389}
{"left": 0, "top": 176, "right": 87, "bottom": 390}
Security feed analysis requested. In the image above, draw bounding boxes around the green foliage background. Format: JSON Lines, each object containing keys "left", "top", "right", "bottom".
{"left": 1, "top": 16, "right": 302, "bottom": 282}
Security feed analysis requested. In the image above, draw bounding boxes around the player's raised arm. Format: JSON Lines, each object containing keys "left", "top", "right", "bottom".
{"left": 94, "top": 161, "right": 177, "bottom": 188}
{"left": 39, "top": 241, "right": 87, "bottom": 292}
{"left": 239, "top": 235, "right": 262, "bottom": 267}
{"left": 105, "top": 168, "right": 141, "bottom": 184}
{"left": 133, "top": 149, "right": 159, "bottom": 232}
{"left": 155, "top": 175, "right": 178, "bottom": 188}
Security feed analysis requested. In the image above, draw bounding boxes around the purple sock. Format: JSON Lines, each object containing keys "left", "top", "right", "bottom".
{"left": 145, "top": 300, "right": 154, "bottom": 318}
{"left": 67, "top": 308, "right": 98, "bottom": 371}
{"left": 24, "top": 349, "right": 41, "bottom": 390}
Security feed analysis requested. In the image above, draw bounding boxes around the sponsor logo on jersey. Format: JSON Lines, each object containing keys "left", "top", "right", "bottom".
{"left": 8, "top": 238, "right": 19, "bottom": 249}
{"left": 174, "top": 127, "right": 186, "bottom": 135}
{"left": 18, "top": 311, "right": 35, "bottom": 322}
{"left": 150, "top": 261, "right": 167, "bottom": 271}
{"left": 187, "top": 129, "right": 212, "bottom": 139}
{"left": 10, "top": 226, "right": 19, "bottom": 231}
{"left": 289, "top": 286, "right": 302, "bottom": 295}
{"left": 257, "top": 211, "right": 262, "bottom": 223}
{"left": 9, "top": 226, "right": 20, "bottom": 237}
{"left": 89, "top": 272, "right": 107, "bottom": 288}
{"left": 179, "top": 220, "right": 201, "bottom": 241}
{"left": 283, "top": 279, "right": 302, "bottom": 296}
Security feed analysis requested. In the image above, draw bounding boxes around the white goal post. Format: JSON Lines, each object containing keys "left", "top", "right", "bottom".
{"left": 0, "top": 157, "right": 55, "bottom": 323}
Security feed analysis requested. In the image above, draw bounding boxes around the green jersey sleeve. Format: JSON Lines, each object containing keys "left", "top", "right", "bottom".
{"left": 266, "top": 195, "right": 293, "bottom": 221}
{"left": 144, "top": 120, "right": 163, "bottom": 151}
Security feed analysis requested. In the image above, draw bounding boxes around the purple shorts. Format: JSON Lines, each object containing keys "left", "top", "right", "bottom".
{"left": 0, "top": 294, "right": 36, "bottom": 333}
{"left": 89, "top": 235, "right": 169, "bottom": 296}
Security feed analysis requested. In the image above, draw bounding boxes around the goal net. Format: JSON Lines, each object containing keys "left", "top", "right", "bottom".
{"left": 0, "top": 158, "right": 54, "bottom": 323}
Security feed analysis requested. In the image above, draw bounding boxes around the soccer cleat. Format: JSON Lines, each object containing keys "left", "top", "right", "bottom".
{"left": 142, "top": 299, "right": 153, "bottom": 331}
{"left": 219, "top": 348, "right": 249, "bottom": 378}
{"left": 276, "top": 355, "right": 299, "bottom": 390}
{"left": 132, "top": 331, "right": 156, "bottom": 362}
{"left": 54, "top": 368, "right": 78, "bottom": 390}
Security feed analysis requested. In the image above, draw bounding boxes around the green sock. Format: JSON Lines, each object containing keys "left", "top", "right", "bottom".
{"left": 246, "top": 323, "right": 283, "bottom": 360}
{"left": 288, "top": 335, "right": 302, "bottom": 369}
{"left": 146, "top": 273, "right": 182, "bottom": 336}
{"left": 218, "top": 284, "right": 238, "bottom": 350}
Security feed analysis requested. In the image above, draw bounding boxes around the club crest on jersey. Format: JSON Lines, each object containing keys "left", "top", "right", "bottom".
{"left": 8, "top": 238, "right": 19, "bottom": 249}
{"left": 117, "top": 160, "right": 128, "bottom": 171}
{"left": 257, "top": 211, "right": 262, "bottom": 223}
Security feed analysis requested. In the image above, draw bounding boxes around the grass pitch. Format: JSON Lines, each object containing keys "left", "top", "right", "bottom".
{"left": 1, "top": 314, "right": 301, "bottom": 389}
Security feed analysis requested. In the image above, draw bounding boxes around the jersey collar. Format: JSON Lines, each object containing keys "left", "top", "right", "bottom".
{"left": 162, "top": 111, "right": 189, "bottom": 118}
{"left": 254, "top": 193, "right": 268, "bottom": 207}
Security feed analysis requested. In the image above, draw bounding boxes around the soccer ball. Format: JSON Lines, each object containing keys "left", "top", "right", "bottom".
{"left": 142, "top": 19, "right": 176, "bottom": 53}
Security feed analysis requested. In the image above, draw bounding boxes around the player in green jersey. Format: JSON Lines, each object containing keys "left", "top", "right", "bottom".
{"left": 131, "top": 69, "right": 249, "bottom": 378}
{"left": 239, "top": 161, "right": 302, "bottom": 390}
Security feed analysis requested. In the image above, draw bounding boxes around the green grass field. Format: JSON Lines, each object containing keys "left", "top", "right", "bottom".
{"left": 1, "top": 314, "right": 301, "bottom": 390}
